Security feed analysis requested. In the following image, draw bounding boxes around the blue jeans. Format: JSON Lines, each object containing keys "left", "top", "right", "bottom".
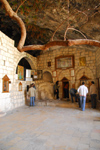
{"left": 30, "top": 97, "right": 35, "bottom": 106}
{"left": 80, "top": 96, "right": 86, "bottom": 111}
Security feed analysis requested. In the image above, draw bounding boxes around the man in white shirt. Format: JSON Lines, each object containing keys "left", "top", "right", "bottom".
{"left": 77, "top": 82, "right": 88, "bottom": 111}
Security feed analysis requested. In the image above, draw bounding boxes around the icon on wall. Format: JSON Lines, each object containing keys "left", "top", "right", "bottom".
{"left": 18, "top": 65, "right": 24, "bottom": 80}
{"left": 31, "top": 70, "right": 42, "bottom": 80}
{"left": 79, "top": 57, "right": 86, "bottom": 66}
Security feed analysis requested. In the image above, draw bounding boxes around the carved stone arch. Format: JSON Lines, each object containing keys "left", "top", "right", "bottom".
{"left": 43, "top": 69, "right": 52, "bottom": 75}
{"left": 75, "top": 66, "right": 94, "bottom": 80}
{"left": 75, "top": 66, "right": 95, "bottom": 89}
{"left": 42, "top": 70, "right": 53, "bottom": 83}
{"left": 57, "top": 70, "right": 70, "bottom": 81}
{"left": 61, "top": 77, "right": 69, "bottom": 81}
{"left": 14, "top": 53, "right": 37, "bottom": 74}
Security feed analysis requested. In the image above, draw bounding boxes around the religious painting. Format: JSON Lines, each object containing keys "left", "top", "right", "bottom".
{"left": 55, "top": 55, "right": 74, "bottom": 69}
{"left": 31, "top": 70, "right": 38, "bottom": 79}
{"left": 18, "top": 65, "right": 24, "bottom": 80}
{"left": 31, "top": 70, "right": 42, "bottom": 80}
{"left": 2, "top": 75, "right": 10, "bottom": 93}
{"left": 79, "top": 57, "right": 86, "bottom": 66}
{"left": 37, "top": 70, "right": 42, "bottom": 79}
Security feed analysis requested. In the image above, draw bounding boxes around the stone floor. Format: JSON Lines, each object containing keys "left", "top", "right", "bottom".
{"left": 0, "top": 102, "right": 100, "bottom": 150}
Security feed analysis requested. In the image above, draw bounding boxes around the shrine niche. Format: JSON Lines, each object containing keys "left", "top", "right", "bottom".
{"left": 19, "top": 82, "right": 22, "bottom": 91}
{"left": 2, "top": 75, "right": 10, "bottom": 93}
{"left": 79, "top": 75, "right": 91, "bottom": 85}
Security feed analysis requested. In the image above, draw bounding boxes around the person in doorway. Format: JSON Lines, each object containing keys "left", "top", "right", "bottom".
{"left": 28, "top": 83, "right": 36, "bottom": 106}
{"left": 64, "top": 82, "right": 69, "bottom": 99}
{"left": 54, "top": 81, "right": 60, "bottom": 100}
{"left": 77, "top": 82, "right": 88, "bottom": 111}
{"left": 90, "top": 81, "right": 97, "bottom": 109}
{"left": 69, "top": 84, "right": 77, "bottom": 103}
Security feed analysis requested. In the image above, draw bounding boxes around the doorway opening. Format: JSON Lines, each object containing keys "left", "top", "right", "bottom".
{"left": 62, "top": 77, "right": 69, "bottom": 99}
{"left": 16, "top": 57, "right": 32, "bottom": 81}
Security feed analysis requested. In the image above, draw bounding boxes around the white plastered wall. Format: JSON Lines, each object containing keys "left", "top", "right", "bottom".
{"left": 0, "top": 31, "right": 37, "bottom": 112}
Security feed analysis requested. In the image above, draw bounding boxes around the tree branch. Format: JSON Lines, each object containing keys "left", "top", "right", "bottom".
{"left": 16, "top": 0, "right": 27, "bottom": 13}
{"left": 21, "top": 39, "right": 100, "bottom": 52}
{"left": 50, "top": 20, "right": 66, "bottom": 41}
{"left": 1, "top": 0, "right": 100, "bottom": 54}
{"left": 67, "top": 28, "right": 87, "bottom": 39}
{"left": 64, "top": 24, "right": 70, "bottom": 41}
{"left": 1, "top": 0, "right": 26, "bottom": 51}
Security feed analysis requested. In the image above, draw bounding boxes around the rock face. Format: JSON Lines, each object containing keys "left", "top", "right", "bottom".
{"left": 0, "top": 0, "right": 100, "bottom": 56}
{"left": 37, "top": 82, "right": 54, "bottom": 100}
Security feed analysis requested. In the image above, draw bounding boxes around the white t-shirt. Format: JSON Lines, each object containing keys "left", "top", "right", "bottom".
{"left": 77, "top": 85, "right": 88, "bottom": 97}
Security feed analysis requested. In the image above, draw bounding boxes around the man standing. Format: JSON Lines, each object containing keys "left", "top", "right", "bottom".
{"left": 77, "top": 82, "right": 88, "bottom": 111}
{"left": 90, "top": 81, "right": 97, "bottom": 109}
{"left": 54, "top": 81, "right": 60, "bottom": 100}
{"left": 69, "top": 84, "right": 77, "bottom": 103}
{"left": 28, "top": 84, "right": 36, "bottom": 106}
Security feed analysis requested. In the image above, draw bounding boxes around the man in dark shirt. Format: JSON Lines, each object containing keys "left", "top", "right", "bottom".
{"left": 69, "top": 84, "right": 77, "bottom": 103}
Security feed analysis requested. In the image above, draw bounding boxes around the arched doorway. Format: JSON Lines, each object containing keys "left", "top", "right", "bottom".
{"left": 16, "top": 58, "right": 32, "bottom": 81}
{"left": 62, "top": 77, "right": 69, "bottom": 99}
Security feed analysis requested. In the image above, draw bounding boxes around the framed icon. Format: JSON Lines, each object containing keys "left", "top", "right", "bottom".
{"left": 55, "top": 55, "right": 74, "bottom": 69}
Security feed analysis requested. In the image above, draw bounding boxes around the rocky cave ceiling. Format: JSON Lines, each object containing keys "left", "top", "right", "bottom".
{"left": 0, "top": 0, "right": 100, "bottom": 57}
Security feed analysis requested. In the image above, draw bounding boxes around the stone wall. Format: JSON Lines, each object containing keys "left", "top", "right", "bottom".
{"left": 0, "top": 31, "right": 37, "bottom": 112}
{"left": 96, "top": 48, "right": 100, "bottom": 108}
{"left": 37, "top": 46, "right": 97, "bottom": 99}
{"left": 96, "top": 48, "right": 100, "bottom": 78}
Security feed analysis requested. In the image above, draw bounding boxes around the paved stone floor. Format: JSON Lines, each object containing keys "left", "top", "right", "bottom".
{"left": 0, "top": 105, "right": 100, "bottom": 150}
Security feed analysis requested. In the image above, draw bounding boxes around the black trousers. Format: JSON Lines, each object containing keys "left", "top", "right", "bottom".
{"left": 91, "top": 94, "right": 97, "bottom": 108}
{"left": 76, "top": 94, "right": 81, "bottom": 108}
{"left": 54, "top": 89, "right": 59, "bottom": 99}
{"left": 70, "top": 94, "right": 77, "bottom": 103}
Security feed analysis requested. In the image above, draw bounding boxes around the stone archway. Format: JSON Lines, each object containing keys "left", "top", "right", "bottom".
{"left": 75, "top": 66, "right": 94, "bottom": 89}
{"left": 43, "top": 71, "right": 53, "bottom": 83}
{"left": 14, "top": 53, "right": 37, "bottom": 75}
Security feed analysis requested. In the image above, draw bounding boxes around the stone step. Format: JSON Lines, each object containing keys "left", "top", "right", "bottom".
{"left": 26, "top": 99, "right": 91, "bottom": 108}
